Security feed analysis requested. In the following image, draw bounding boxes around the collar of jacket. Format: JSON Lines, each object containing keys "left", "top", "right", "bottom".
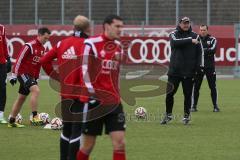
{"left": 73, "top": 31, "right": 89, "bottom": 38}
{"left": 176, "top": 25, "right": 192, "bottom": 34}
{"left": 200, "top": 34, "right": 211, "bottom": 40}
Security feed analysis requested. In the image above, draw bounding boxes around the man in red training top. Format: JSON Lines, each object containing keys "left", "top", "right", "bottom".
{"left": 40, "top": 15, "right": 90, "bottom": 160}
{"left": 0, "top": 24, "right": 11, "bottom": 124}
{"left": 8, "top": 27, "right": 51, "bottom": 127}
{"left": 77, "top": 14, "right": 126, "bottom": 160}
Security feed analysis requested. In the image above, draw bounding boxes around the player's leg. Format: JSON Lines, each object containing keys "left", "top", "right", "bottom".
{"left": 68, "top": 100, "right": 82, "bottom": 160}
{"left": 77, "top": 135, "right": 97, "bottom": 160}
{"left": 60, "top": 121, "right": 71, "bottom": 160}
{"left": 29, "top": 84, "right": 41, "bottom": 123}
{"left": 105, "top": 104, "right": 126, "bottom": 160}
{"left": 191, "top": 72, "right": 204, "bottom": 112}
{"left": 23, "top": 75, "right": 43, "bottom": 125}
{"left": 161, "top": 76, "right": 181, "bottom": 124}
{"left": 77, "top": 102, "right": 104, "bottom": 160}
{"left": 8, "top": 77, "right": 28, "bottom": 128}
{"left": 0, "top": 64, "right": 7, "bottom": 123}
{"left": 206, "top": 69, "right": 219, "bottom": 112}
{"left": 8, "top": 93, "right": 27, "bottom": 127}
{"left": 182, "top": 77, "right": 194, "bottom": 124}
{"left": 110, "top": 131, "right": 126, "bottom": 160}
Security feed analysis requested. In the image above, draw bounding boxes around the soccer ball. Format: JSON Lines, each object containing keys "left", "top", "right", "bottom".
{"left": 39, "top": 112, "right": 50, "bottom": 124}
{"left": 50, "top": 117, "right": 63, "bottom": 130}
{"left": 8, "top": 113, "right": 23, "bottom": 124}
{"left": 134, "top": 107, "right": 147, "bottom": 119}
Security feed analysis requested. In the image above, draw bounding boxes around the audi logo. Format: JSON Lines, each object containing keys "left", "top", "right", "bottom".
{"left": 127, "top": 39, "right": 171, "bottom": 64}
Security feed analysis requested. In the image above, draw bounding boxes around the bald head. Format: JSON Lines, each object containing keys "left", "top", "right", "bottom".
{"left": 73, "top": 15, "right": 90, "bottom": 33}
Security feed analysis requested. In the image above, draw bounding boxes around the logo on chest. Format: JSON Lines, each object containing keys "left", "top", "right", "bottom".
{"left": 102, "top": 60, "right": 119, "bottom": 70}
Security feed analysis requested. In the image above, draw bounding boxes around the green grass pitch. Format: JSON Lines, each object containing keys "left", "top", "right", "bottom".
{"left": 0, "top": 79, "right": 240, "bottom": 160}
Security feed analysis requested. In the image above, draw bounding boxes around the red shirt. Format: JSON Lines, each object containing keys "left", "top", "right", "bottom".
{"left": 0, "top": 24, "right": 9, "bottom": 64}
{"left": 40, "top": 36, "right": 86, "bottom": 100}
{"left": 82, "top": 34, "right": 122, "bottom": 105}
{"left": 13, "top": 38, "right": 45, "bottom": 79}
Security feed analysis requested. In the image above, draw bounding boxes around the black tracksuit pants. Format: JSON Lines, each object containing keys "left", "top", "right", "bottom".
{"left": 166, "top": 75, "right": 194, "bottom": 116}
{"left": 0, "top": 64, "right": 7, "bottom": 112}
{"left": 192, "top": 67, "right": 217, "bottom": 108}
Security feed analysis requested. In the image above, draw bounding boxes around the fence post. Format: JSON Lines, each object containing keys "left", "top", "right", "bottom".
{"left": 89, "top": 0, "right": 92, "bottom": 21}
{"left": 207, "top": 0, "right": 211, "bottom": 25}
{"left": 9, "top": 0, "right": 13, "bottom": 24}
{"left": 61, "top": 0, "right": 65, "bottom": 24}
{"left": 145, "top": 0, "right": 149, "bottom": 25}
{"left": 175, "top": 0, "right": 179, "bottom": 25}
{"left": 117, "top": 0, "right": 120, "bottom": 15}
{"left": 234, "top": 24, "right": 240, "bottom": 78}
{"left": 141, "top": 21, "right": 145, "bottom": 36}
{"left": 35, "top": 0, "right": 38, "bottom": 25}
{"left": 91, "top": 20, "right": 94, "bottom": 36}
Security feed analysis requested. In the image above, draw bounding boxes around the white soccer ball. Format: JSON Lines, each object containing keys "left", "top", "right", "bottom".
{"left": 134, "top": 107, "right": 147, "bottom": 119}
{"left": 8, "top": 113, "right": 23, "bottom": 124}
{"left": 39, "top": 112, "right": 51, "bottom": 124}
{"left": 50, "top": 117, "right": 63, "bottom": 130}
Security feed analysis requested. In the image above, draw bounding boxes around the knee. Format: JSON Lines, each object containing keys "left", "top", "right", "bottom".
{"left": 80, "top": 136, "right": 96, "bottom": 154}
{"left": 32, "top": 87, "right": 40, "bottom": 96}
{"left": 112, "top": 137, "right": 126, "bottom": 151}
{"left": 18, "top": 95, "right": 26, "bottom": 101}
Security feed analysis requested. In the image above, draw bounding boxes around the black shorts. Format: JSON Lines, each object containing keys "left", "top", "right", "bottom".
{"left": 82, "top": 103, "right": 126, "bottom": 136}
{"left": 17, "top": 74, "right": 38, "bottom": 96}
{"left": 60, "top": 98, "right": 85, "bottom": 123}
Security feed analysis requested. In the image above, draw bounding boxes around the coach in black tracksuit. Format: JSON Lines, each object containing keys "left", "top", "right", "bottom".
{"left": 191, "top": 25, "right": 220, "bottom": 112}
{"left": 161, "top": 17, "right": 202, "bottom": 125}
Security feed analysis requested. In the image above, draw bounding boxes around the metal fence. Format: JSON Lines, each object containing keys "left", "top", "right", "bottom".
{"left": 0, "top": 0, "right": 239, "bottom": 25}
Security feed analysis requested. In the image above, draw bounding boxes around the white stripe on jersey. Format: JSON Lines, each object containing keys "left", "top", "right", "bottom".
{"left": 14, "top": 45, "right": 29, "bottom": 75}
{"left": 82, "top": 45, "right": 95, "bottom": 94}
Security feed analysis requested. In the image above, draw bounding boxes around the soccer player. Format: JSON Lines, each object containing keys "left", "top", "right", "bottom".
{"left": 0, "top": 24, "right": 11, "bottom": 124}
{"left": 191, "top": 25, "right": 220, "bottom": 112}
{"left": 8, "top": 27, "right": 51, "bottom": 128}
{"left": 77, "top": 14, "right": 126, "bottom": 160}
{"left": 40, "top": 15, "right": 90, "bottom": 160}
{"left": 161, "top": 17, "right": 202, "bottom": 125}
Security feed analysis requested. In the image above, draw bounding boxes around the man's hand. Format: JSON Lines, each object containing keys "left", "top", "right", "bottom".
{"left": 6, "top": 57, "right": 12, "bottom": 73}
{"left": 192, "top": 39, "right": 199, "bottom": 44}
{"left": 9, "top": 75, "right": 17, "bottom": 86}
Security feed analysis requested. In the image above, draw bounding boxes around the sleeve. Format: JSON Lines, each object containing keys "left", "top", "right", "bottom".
{"left": 204, "top": 37, "right": 217, "bottom": 55}
{"left": 169, "top": 31, "right": 192, "bottom": 48}
{"left": 197, "top": 42, "right": 204, "bottom": 68}
{"left": 82, "top": 44, "right": 96, "bottom": 95}
{"left": 40, "top": 45, "right": 58, "bottom": 76}
{"left": 3, "top": 26, "right": 9, "bottom": 59}
{"left": 12, "top": 44, "right": 30, "bottom": 76}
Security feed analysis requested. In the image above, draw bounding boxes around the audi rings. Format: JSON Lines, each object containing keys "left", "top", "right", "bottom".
{"left": 127, "top": 39, "right": 171, "bottom": 64}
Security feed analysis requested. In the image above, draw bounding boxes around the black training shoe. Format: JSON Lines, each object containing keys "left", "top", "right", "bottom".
{"left": 182, "top": 117, "right": 190, "bottom": 125}
{"left": 190, "top": 107, "right": 198, "bottom": 112}
{"left": 182, "top": 114, "right": 191, "bottom": 125}
{"left": 213, "top": 106, "right": 220, "bottom": 112}
{"left": 160, "top": 113, "right": 173, "bottom": 125}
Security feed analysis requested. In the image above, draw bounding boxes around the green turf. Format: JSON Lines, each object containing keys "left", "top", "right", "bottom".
{"left": 0, "top": 79, "right": 240, "bottom": 160}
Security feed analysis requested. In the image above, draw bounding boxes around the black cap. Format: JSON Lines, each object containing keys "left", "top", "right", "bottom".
{"left": 179, "top": 17, "right": 190, "bottom": 23}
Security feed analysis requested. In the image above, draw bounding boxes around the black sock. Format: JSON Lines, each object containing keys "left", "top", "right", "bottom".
{"left": 9, "top": 117, "right": 15, "bottom": 124}
{"left": 32, "top": 111, "right": 38, "bottom": 117}
{"left": 60, "top": 134, "right": 69, "bottom": 160}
